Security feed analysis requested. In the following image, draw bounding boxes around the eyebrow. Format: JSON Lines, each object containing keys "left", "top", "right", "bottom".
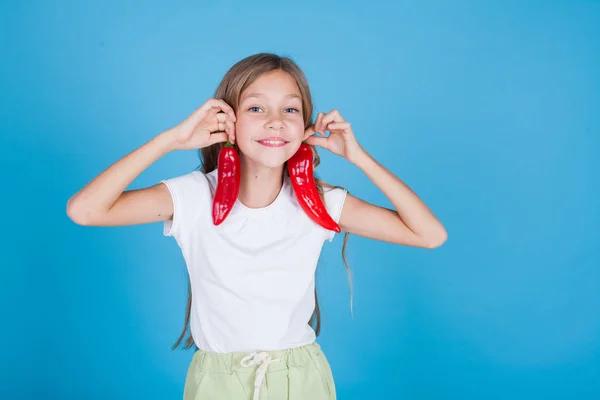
{"left": 242, "top": 93, "right": 302, "bottom": 101}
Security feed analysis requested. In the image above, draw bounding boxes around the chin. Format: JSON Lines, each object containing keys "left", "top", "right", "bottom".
{"left": 239, "top": 151, "right": 289, "bottom": 170}
{"left": 256, "top": 146, "right": 295, "bottom": 164}
{"left": 258, "top": 156, "right": 290, "bottom": 170}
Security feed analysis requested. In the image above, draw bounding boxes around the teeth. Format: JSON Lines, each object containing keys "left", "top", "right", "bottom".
{"left": 260, "top": 140, "right": 285, "bottom": 145}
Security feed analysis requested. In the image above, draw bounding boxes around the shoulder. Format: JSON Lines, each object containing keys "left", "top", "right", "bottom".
{"left": 281, "top": 176, "right": 347, "bottom": 219}
{"left": 161, "top": 169, "right": 214, "bottom": 192}
{"left": 161, "top": 169, "right": 205, "bottom": 185}
{"left": 160, "top": 169, "right": 214, "bottom": 238}
{"left": 320, "top": 181, "right": 348, "bottom": 207}
{"left": 203, "top": 168, "right": 219, "bottom": 192}
{"left": 160, "top": 169, "right": 215, "bottom": 207}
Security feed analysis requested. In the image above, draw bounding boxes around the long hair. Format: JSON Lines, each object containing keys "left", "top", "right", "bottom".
{"left": 172, "top": 53, "right": 352, "bottom": 350}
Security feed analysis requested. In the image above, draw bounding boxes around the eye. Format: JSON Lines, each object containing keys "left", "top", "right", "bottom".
{"left": 285, "top": 108, "right": 300, "bottom": 113}
{"left": 248, "top": 106, "right": 262, "bottom": 112}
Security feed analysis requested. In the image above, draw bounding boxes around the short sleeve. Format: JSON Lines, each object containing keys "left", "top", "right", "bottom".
{"left": 323, "top": 186, "right": 348, "bottom": 242}
{"left": 160, "top": 170, "right": 210, "bottom": 240}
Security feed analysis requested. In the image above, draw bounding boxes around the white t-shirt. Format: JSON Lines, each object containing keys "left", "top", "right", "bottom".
{"left": 160, "top": 168, "right": 347, "bottom": 353}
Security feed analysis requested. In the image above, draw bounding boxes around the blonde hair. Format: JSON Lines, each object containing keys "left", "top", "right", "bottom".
{"left": 172, "top": 53, "right": 352, "bottom": 350}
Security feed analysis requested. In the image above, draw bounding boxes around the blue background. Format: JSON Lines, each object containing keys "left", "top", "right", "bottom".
{"left": 1, "top": 0, "right": 599, "bottom": 399}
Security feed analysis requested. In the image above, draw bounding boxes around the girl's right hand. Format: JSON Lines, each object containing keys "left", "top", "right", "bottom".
{"left": 168, "top": 98, "right": 237, "bottom": 151}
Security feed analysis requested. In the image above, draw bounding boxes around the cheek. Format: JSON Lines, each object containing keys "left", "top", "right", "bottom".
{"left": 292, "top": 120, "right": 306, "bottom": 139}
{"left": 285, "top": 114, "right": 304, "bottom": 129}
{"left": 234, "top": 119, "right": 253, "bottom": 140}
{"left": 233, "top": 120, "right": 256, "bottom": 154}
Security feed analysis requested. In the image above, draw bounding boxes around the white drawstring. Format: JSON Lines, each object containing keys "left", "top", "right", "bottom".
{"left": 240, "top": 351, "right": 281, "bottom": 400}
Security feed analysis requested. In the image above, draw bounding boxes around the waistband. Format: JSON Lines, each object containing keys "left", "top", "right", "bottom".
{"left": 190, "top": 341, "right": 323, "bottom": 374}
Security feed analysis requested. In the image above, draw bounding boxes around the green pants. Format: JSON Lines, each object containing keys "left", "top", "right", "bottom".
{"left": 183, "top": 341, "right": 336, "bottom": 400}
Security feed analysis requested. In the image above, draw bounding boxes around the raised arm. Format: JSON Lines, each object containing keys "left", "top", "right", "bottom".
{"left": 306, "top": 109, "right": 448, "bottom": 248}
{"left": 66, "top": 99, "right": 237, "bottom": 227}
{"left": 66, "top": 131, "right": 176, "bottom": 226}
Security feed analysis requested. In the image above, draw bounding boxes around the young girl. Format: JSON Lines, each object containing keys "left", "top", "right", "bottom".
{"left": 67, "top": 53, "right": 447, "bottom": 400}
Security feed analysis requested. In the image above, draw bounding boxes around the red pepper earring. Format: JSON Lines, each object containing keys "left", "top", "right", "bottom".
{"left": 287, "top": 142, "right": 341, "bottom": 233}
{"left": 212, "top": 140, "right": 241, "bottom": 226}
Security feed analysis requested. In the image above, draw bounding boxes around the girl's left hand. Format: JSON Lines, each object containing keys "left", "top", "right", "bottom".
{"left": 305, "top": 110, "right": 365, "bottom": 165}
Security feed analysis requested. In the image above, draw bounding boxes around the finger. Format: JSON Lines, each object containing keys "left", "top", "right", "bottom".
{"left": 304, "top": 125, "right": 317, "bottom": 136}
{"left": 203, "top": 120, "right": 219, "bottom": 134}
{"left": 305, "top": 135, "right": 328, "bottom": 149}
{"left": 321, "top": 110, "right": 344, "bottom": 131}
{"left": 207, "top": 131, "right": 228, "bottom": 145}
{"left": 225, "top": 120, "right": 236, "bottom": 144}
{"left": 216, "top": 112, "right": 228, "bottom": 123}
{"left": 207, "top": 99, "right": 237, "bottom": 122}
{"left": 314, "top": 112, "right": 325, "bottom": 134}
{"left": 204, "top": 110, "right": 229, "bottom": 130}
{"left": 207, "top": 108, "right": 234, "bottom": 124}
{"left": 325, "top": 122, "right": 351, "bottom": 132}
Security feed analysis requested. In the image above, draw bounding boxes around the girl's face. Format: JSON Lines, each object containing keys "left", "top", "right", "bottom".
{"left": 235, "top": 70, "right": 307, "bottom": 169}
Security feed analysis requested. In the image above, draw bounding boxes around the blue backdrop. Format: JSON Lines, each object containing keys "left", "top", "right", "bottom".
{"left": 1, "top": 0, "right": 599, "bottom": 399}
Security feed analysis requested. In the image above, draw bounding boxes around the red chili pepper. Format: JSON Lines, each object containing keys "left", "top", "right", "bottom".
{"left": 212, "top": 141, "right": 240, "bottom": 226}
{"left": 287, "top": 142, "right": 341, "bottom": 233}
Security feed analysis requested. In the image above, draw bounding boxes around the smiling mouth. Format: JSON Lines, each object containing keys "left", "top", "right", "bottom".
{"left": 256, "top": 139, "right": 289, "bottom": 147}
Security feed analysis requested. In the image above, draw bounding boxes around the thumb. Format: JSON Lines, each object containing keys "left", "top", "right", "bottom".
{"left": 305, "top": 135, "right": 328, "bottom": 149}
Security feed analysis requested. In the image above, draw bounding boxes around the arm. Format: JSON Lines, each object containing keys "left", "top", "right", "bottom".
{"left": 66, "top": 130, "right": 176, "bottom": 226}
{"left": 305, "top": 110, "right": 447, "bottom": 249}
{"left": 66, "top": 98, "right": 236, "bottom": 227}
{"left": 339, "top": 150, "right": 448, "bottom": 248}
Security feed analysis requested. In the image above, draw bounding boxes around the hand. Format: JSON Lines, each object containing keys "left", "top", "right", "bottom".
{"left": 305, "top": 109, "right": 365, "bottom": 164}
{"left": 168, "top": 98, "right": 237, "bottom": 151}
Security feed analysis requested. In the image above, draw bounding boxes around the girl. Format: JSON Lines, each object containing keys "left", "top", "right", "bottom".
{"left": 67, "top": 53, "right": 447, "bottom": 400}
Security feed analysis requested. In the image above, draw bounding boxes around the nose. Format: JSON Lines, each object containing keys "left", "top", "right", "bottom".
{"left": 264, "top": 114, "right": 284, "bottom": 131}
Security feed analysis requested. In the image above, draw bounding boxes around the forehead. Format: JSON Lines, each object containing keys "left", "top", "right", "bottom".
{"left": 241, "top": 70, "right": 301, "bottom": 101}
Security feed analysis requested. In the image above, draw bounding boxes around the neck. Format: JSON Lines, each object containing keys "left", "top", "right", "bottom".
{"left": 237, "top": 155, "right": 285, "bottom": 209}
